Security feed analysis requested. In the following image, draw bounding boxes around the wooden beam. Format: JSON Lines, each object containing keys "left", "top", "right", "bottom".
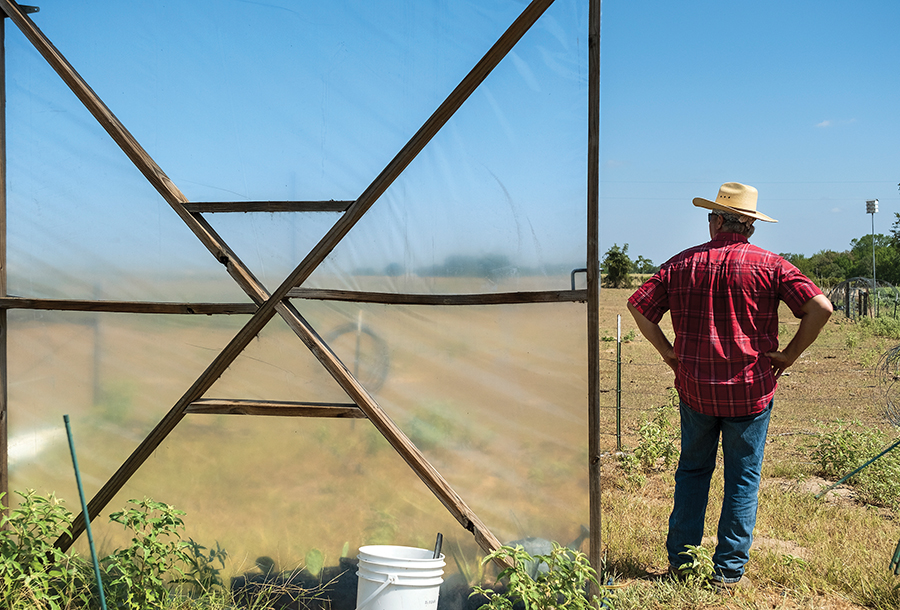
{"left": 186, "top": 399, "right": 364, "bottom": 418}
{"left": 588, "top": 0, "right": 603, "bottom": 589}
{"left": 0, "top": 291, "right": 587, "bottom": 312}
{"left": 0, "top": 16, "right": 8, "bottom": 510}
{"left": 0, "top": 296, "right": 257, "bottom": 315}
{"left": 183, "top": 200, "right": 353, "bottom": 213}
{"left": 289, "top": 288, "right": 588, "bottom": 305}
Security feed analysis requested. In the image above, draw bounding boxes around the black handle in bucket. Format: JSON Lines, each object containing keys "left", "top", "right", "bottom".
{"left": 433, "top": 533, "right": 443, "bottom": 559}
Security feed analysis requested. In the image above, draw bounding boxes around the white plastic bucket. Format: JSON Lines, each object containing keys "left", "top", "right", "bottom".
{"left": 356, "top": 545, "right": 445, "bottom": 610}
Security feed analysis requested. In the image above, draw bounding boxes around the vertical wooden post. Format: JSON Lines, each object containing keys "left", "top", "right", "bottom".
{"left": 0, "top": 15, "right": 8, "bottom": 509}
{"left": 587, "top": 0, "right": 603, "bottom": 589}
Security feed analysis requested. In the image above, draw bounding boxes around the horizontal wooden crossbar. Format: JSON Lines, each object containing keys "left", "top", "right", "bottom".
{"left": 288, "top": 288, "right": 589, "bottom": 305}
{"left": 183, "top": 201, "right": 354, "bottom": 213}
{"left": 186, "top": 399, "right": 365, "bottom": 418}
{"left": 0, "top": 297, "right": 257, "bottom": 315}
{"left": 0, "top": 290, "right": 587, "bottom": 313}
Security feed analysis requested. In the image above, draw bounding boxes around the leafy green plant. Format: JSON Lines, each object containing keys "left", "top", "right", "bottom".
{"left": 0, "top": 490, "right": 289, "bottom": 609}
{"left": 472, "top": 543, "right": 611, "bottom": 610}
{"left": 174, "top": 538, "right": 229, "bottom": 598}
{"left": 632, "top": 405, "right": 679, "bottom": 471}
{"left": 601, "top": 330, "right": 636, "bottom": 343}
{"left": 616, "top": 451, "right": 646, "bottom": 488}
{"left": 103, "top": 498, "right": 194, "bottom": 608}
{"left": 675, "top": 545, "right": 714, "bottom": 586}
{"left": 617, "top": 398, "right": 680, "bottom": 488}
{"left": 0, "top": 490, "right": 93, "bottom": 610}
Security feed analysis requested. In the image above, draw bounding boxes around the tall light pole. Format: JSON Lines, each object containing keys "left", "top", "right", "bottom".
{"left": 867, "top": 199, "right": 879, "bottom": 316}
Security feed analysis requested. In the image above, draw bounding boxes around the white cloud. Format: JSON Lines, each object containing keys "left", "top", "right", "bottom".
{"left": 815, "top": 118, "right": 857, "bottom": 128}
{"left": 831, "top": 207, "right": 841, "bottom": 213}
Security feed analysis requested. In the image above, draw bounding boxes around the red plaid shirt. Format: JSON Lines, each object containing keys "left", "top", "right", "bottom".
{"left": 628, "top": 233, "right": 823, "bottom": 417}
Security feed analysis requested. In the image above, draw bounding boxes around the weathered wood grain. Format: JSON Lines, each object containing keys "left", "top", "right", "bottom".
{"left": 186, "top": 399, "right": 365, "bottom": 418}
{"left": 288, "top": 288, "right": 588, "bottom": 305}
{"left": 183, "top": 201, "right": 353, "bottom": 213}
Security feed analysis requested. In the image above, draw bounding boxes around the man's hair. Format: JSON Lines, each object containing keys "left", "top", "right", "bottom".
{"left": 713, "top": 211, "right": 756, "bottom": 237}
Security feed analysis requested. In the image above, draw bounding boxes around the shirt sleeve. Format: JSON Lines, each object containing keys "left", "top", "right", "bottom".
{"left": 778, "top": 259, "right": 824, "bottom": 318}
{"left": 628, "top": 269, "right": 670, "bottom": 324}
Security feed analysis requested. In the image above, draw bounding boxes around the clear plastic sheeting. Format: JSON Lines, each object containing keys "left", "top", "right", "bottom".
{"left": 4, "top": 0, "right": 592, "bottom": 596}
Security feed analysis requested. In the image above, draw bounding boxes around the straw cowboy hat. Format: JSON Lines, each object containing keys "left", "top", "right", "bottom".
{"left": 692, "top": 182, "right": 777, "bottom": 223}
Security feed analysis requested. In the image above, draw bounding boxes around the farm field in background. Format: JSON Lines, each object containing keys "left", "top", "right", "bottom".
{"left": 6, "top": 282, "right": 900, "bottom": 608}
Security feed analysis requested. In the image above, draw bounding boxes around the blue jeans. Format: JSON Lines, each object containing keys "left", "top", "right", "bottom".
{"left": 666, "top": 400, "right": 772, "bottom": 583}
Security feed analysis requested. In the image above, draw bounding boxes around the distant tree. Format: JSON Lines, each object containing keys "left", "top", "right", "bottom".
{"left": 601, "top": 243, "right": 633, "bottom": 288}
{"left": 849, "top": 234, "right": 900, "bottom": 284}
{"left": 806, "top": 250, "right": 852, "bottom": 284}
{"left": 632, "top": 255, "right": 658, "bottom": 275}
{"left": 384, "top": 262, "right": 404, "bottom": 277}
{"left": 782, "top": 250, "right": 851, "bottom": 286}
{"left": 427, "top": 253, "right": 514, "bottom": 280}
{"left": 780, "top": 252, "right": 807, "bottom": 268}
{"left": 890, "top": 212, "right": 900, "bottom": 249}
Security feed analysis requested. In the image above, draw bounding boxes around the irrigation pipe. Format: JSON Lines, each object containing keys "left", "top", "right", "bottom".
{"left": 814, "top": 436, "right": 900, "bottom": 500}
{"left": 63, "top": 415, "right": 108, "bottom": 610}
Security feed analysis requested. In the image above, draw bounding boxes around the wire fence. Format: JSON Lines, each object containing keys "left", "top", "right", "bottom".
{"left": 594, "top": 339, "right": 892, "bottom": 450}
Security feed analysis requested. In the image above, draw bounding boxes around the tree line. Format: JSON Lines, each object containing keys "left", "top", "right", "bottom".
{"left": 602, "top": 212, "right": 900, "bottom": 289}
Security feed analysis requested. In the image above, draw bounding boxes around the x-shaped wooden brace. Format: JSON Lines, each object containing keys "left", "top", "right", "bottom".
{"left": 0, "top": 0, "right": 559, "bottom": 561}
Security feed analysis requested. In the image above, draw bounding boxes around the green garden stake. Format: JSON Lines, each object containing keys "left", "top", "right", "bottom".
{"left": 891, "top": 538, "right": 900, "bottom": 576}
{"left": 64, "top": 414, "right": 108, "bottom": 610}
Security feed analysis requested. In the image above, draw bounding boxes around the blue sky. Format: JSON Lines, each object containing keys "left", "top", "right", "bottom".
{"left": 600, "top": 0, "right": 900, "bottom": 265}
{"left": 6, "top": 0, "right": 590, "bottom": 296}
{"left": 3, "top": 0, "right": 898, "bottom": 297}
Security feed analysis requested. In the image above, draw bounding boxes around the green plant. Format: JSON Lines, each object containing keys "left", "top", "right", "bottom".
{"left": 858, "top": 315, "right": 900, "bottom": 340}
{"left": 174, "top": 538, "right": 228, "bottom": 598}
{"left": 632, "top": 405, "right": 679, "bottom": 471}
{"left": 103, "top": 498, "right": 194, "bottom": 608}
{"left": 0, "top": 490, "right": 93, "bottom": 609}
{"left": 616, "top": 452, "right": 646, "bottom": 488}
{"left": 472, "top": 543, "right": 610, "bottom": 610}
{"left": 304, "top": 548, "right": 325, "bottom": 578}
{"left": 675, "top": 545, "right": 714, "bottom": 586}
{"left": 617, "top": 398, "right": 680, "bottom": 488}
{"left": 812, "top": 421, "right": 900, "bottom": 510}
{"left": 450, "top": 539, "right": 486, "bottom": 587}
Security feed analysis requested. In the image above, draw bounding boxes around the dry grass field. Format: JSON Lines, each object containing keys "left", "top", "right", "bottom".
{"left": 6, "top": 281, "right": 900, "bottom": 608}
{"left": 598, "top": 287, "right": 900, "bottom": 609}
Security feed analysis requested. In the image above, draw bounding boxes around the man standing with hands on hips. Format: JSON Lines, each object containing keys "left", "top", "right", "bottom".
{"left": 627, "top": 182, "right": 833, "bottom": 589}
